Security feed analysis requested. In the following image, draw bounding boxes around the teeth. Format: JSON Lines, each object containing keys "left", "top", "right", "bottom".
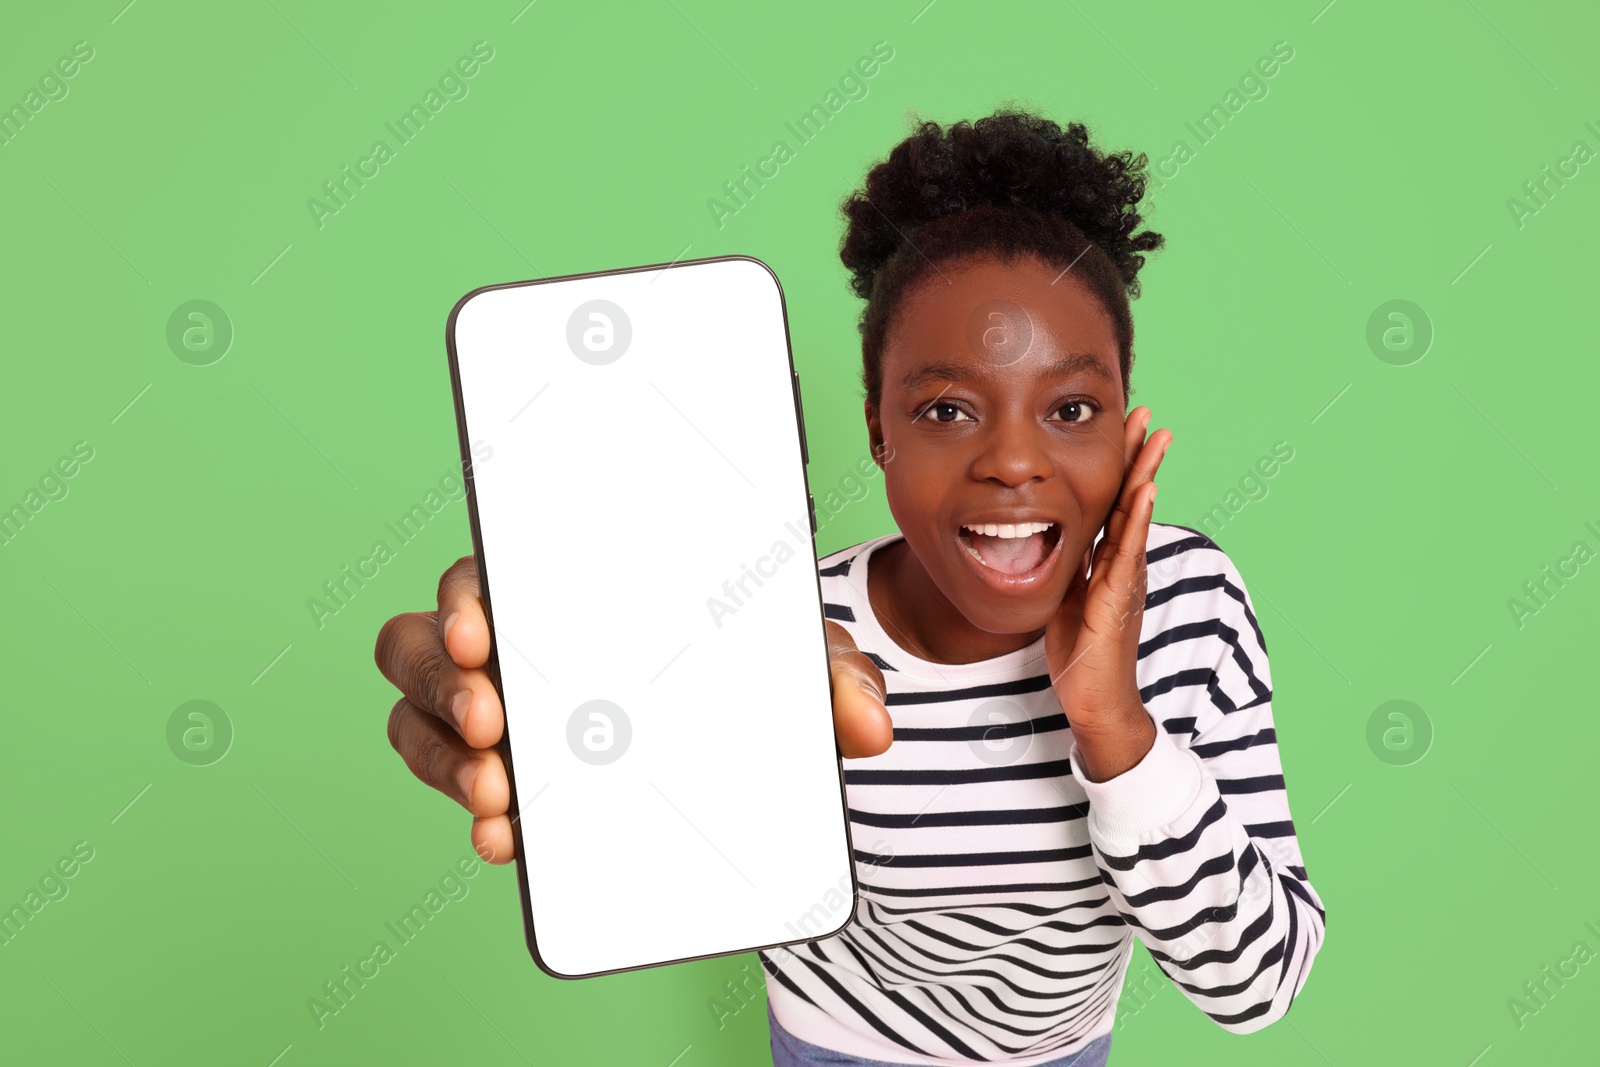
{"left": 962, "top": 521, "right": 1053, "bottom": 538}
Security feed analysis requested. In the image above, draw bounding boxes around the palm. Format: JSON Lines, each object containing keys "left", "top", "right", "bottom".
{"left": 1045, "top": 411, "right": 1170, "bottom": 732}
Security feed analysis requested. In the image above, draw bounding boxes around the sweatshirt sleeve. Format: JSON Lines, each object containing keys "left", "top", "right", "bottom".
{"left": 1064, "top": 537, "right": 1327, "bottom": 1032}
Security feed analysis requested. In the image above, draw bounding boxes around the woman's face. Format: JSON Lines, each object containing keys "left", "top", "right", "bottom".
{"left": 866, "top": 253, "right": 1134, "bottom": 646}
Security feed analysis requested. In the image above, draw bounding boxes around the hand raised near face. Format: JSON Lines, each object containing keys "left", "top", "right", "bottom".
{"left": 1045, "top": 405, "right": 1171, "bottom": 737}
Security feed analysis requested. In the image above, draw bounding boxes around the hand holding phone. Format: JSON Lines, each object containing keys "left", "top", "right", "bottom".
{"left": 376, "top": 558, "right": 894, "bottom": 867}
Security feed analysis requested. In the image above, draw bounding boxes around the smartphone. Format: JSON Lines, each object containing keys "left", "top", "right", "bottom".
{"left": 444, "top": 254, "right": 856, "bottom": 979}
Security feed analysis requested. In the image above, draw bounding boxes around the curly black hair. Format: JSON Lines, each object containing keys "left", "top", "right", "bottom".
{"left": 838, "top": 108, "right": 1164, "bottom": 409}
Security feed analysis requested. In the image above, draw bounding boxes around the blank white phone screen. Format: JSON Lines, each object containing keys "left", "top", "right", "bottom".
{"left": 448, "top": 256, "right": 852, "bottom": 978}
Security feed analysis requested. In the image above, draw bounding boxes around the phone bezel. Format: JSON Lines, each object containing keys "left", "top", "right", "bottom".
{"left": 442, "top": 252, "right": 859, "bottom": 979}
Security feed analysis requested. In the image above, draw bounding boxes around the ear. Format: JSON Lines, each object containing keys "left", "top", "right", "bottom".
{"left": 865, "top": 399, "right": 887, "bottom": 472}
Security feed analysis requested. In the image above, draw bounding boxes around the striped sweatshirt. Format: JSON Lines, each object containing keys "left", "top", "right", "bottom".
{"left": 759, "top": 522, "right": 1327, "bottom": 1065}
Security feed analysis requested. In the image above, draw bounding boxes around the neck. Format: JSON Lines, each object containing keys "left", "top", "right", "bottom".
{"left": 867, "top": 536, "right": 1044, "bottom": 665}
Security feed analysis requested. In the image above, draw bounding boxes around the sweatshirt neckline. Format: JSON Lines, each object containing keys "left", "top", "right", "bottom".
{"left": 838, "top": 532, "right": 1051, "bottom": 684}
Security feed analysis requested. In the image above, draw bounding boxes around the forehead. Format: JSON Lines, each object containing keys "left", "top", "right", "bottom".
{"left": 882, "top": 254, "right": 1120, "bottom": 390}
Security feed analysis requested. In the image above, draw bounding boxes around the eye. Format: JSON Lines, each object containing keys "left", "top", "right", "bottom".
{"left": 916, "top": 400, "right": 973, "bottom": 424}
{"left": 1050, "top": 399, "right": 1099, "bottom": 425}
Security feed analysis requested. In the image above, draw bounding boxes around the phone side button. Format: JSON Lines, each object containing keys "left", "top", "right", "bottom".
{"left": 808, "top": 492, "right": 817, "bottom": 535}
{"left": 793, "top": 371, "right": 809, "bottom": 466}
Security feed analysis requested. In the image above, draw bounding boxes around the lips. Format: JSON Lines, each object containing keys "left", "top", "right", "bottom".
{"left": 955, "top": 517, "right": 1066, "bottom": 592}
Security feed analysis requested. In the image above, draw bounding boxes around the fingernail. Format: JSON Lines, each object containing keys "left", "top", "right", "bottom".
{"left": 457, "top": 758, "right": 479, "bottom": 807}
{"left": 451, "top": 689, "right": 472, "bottom": 731}
{"left": 442, "top": 611, "right": 459, "bottom": 645}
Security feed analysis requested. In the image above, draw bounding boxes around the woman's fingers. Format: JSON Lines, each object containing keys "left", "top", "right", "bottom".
{"left": 1104, "top": 408, "right": 1170, "bottom": 551}
{"left": 374, "top": 610, "right": 504, "bottom": 750}
{"left": 386, "top": 697, "right": 510, "bottom": 818}
{"left": 1085, "top": 477, "right": 1155, "bottom": 633}
{"left": 1133, "top": 429, "right": 1171, "bottom": 484}
{"left": 470, "top": 815, "right": 516, "bottom": 866}
{"left": 435, "top": 556, "right": 504, "bottom": 751}
{"left": 437, "top": 554, "right": 491, "bottom": 669}
{"left": 1093, "top": 406, "right": 1166, "bottom": 597}
{"left": 377, "top": 554, "right": 515, "bottom": 866}
{"left": 825, "top": 621, "right": 893, "bottom": 759}
{"left": 1124, "top": 405, "right": 1151, "bottom": 462}
{"left": 1101, "top": 407, "right": 1147, "bottom": 551}
{"left": 1123, "top": 407, "right": 1170, "bottom": 492}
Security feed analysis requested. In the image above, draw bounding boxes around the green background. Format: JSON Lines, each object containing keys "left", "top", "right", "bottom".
{"left": 3, "top": 0, "right": 1596, "bottom": 1063}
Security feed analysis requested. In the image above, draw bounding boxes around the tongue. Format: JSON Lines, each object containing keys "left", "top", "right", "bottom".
{"left": 968, "top": 531, "right": 1047, "bottom": 575}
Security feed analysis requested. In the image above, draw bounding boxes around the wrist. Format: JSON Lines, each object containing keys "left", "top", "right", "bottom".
{"left": 1072, "top": 709, "right": 1156, "bottom": 783}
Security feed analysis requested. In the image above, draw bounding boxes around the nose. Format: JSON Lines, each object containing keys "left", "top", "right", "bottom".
{"left": 968, "top": 414, "right": 1053, "bottom": 486}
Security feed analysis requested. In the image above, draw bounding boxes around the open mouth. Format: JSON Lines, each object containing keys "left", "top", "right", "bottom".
{"left": 956, "top": 520, "right": 1065, "bottom": 588}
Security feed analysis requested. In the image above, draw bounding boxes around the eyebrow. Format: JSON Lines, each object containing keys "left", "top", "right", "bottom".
{"left": 899, "top": 352, "right": 1116, "bottom": 392}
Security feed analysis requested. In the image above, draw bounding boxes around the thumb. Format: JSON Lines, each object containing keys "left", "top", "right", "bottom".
{"left": 824, "top": 620, "right": 893, "bottom": 759}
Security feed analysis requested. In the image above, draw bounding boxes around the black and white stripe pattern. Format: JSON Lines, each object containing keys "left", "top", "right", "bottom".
{"left": 760, "top": 522, "right": 1326, "bottom": 1065}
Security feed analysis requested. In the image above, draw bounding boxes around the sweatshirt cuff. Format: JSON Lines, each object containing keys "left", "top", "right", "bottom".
{"left": 1068, "top": 724, "right": 1210, "bottom": 853}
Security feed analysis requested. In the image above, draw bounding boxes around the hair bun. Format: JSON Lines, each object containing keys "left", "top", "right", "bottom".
{"left": 839, "top": 109, "right": 1163, "bottom": 302}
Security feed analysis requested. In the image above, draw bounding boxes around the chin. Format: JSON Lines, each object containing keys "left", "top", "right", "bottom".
{"left": 956, "top": 599, "right": 1059, "bottom": 636}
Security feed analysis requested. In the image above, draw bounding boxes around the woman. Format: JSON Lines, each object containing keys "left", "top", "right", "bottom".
{"left": 376, "top": 108, "right": 1326, "bottom": 1066}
